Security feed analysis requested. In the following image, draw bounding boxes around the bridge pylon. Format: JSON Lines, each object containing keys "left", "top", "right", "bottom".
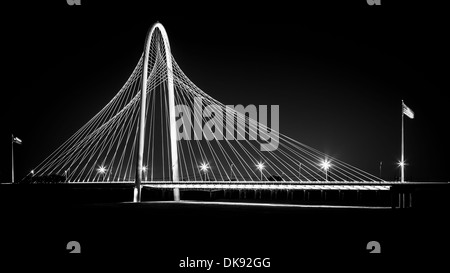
{"left": 134, "top": 22, "right": 180, "bottom": 202}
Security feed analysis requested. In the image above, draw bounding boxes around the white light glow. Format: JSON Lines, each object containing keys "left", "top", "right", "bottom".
{"left": 256, "top": 162, "right": 265, "bottom": 171}
{"left": 97, "top": 165, "right": 107, "bottom": 174}
{"left": 200, "top": 162, "right": 209, "bottom": 172}
{"left": 320, "top": 159, "right": 331, "bottom": 170}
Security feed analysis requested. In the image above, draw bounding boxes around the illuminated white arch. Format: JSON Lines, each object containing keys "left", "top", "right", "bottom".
{"left": 134, "top": 22, "right": 179, "bottom": 202}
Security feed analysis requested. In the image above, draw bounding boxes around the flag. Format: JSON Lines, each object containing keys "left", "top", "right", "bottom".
{"left": 402, "top": 102, "right": 414, "bottom": 119}
{"left": 12, "top": 136, "right": 22, "bottom": 145}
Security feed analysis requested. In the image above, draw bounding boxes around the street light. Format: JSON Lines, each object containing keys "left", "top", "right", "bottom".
{"left": 30, "top": 170, "right": 35, "bottom": 183}
{"left": 11, "top": 134, "right": 23, "bottom": 183}
{"left": 256, "top": 162, "right": 265, "bottom": 181}
{"left": 200, "top": 162, "right": 209, "bottom": 181}
{"left": 97, "top": 165, "right": 107, "bottom": 181}
{"left": 319, "top": 159, "right": 331, "bottom": 181}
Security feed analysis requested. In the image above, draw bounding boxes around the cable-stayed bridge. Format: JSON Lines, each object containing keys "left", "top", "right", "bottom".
{"left": 28, "top": 22, "right": 410, "bottom": 205}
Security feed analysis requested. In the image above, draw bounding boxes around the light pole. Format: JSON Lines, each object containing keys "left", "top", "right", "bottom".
{"left": 11, "top": 134, "right": 22, "bottom": 183}
{"left": 107, "top": 167, "right": 112, "bottom": 182}
{"left": 142, "top": 166, "right": 148, "bottom": 182}
{"left": 298, "top": 162, "right": 302, "bottom": 181}
{"left": 200, "top": 162, "right": 209, "bottom": 181}
{"left": 30, "top": 170, "right": 35, "bottom": 183}
{"left": 379, "top": 161, "right": 382, "bottom": 179}
{"left": 256, "top": 162, "right": 265, "bottom": 181}
{"left": 320, "top": 159, "right": 331, "bottom": 182}
{"left": 397, "top": 160, "right": 406, "bottom": 181}
{"left": 64, "top": 168, "right": 70, "bottom": 182}
{"left": 229, "top": 163, "right": 234, "bottom": 181}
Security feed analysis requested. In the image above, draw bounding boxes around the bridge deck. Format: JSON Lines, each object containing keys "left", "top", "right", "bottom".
{"left": 143, "top": 183, "right": 391, "bottom": 191}
{"left": 139, "top": 181, "right": 408, "bottom": 191}
{"left": 56, "top": 181, "right": 446, "bottom": 192}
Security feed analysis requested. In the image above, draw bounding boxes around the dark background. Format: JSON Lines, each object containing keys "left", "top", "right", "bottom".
{"left": 2, "top": 1, "right": 448, "bottom": 183}
{"left": 0, "top": 0, "right": 448, "bottom": 268}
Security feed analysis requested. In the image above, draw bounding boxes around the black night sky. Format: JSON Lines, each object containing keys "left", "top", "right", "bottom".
{"left": 2, "top": 1, "right": 449, "bottom": 183}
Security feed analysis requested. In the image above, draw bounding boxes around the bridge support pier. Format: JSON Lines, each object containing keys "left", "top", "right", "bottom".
{"left": 133, "top": 186, "right": 141, "bottom": 203}
{"left": 394, "top": 192, "right": 413, "bottom": 209}
{"left": 391, "top": 191, "right": 410, "bottom": 209}
{"left": 321, "top": 190, "right": 326, "bottom": 202}
{"left": 174, "top": 188, "right": 180, "bottom": 201}
{"left": 402, "top": 192, "right": 412, "bottom": 209}
{"left": 287, "top": 190, "right": 293, "bottom": 201}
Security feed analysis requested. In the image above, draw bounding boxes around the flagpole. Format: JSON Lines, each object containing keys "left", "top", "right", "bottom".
{"left": 401, "top": 100, "right": 404, "bottom": 182}
{"left": 11, "top": 134, "right": 15, "bottom": 183}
